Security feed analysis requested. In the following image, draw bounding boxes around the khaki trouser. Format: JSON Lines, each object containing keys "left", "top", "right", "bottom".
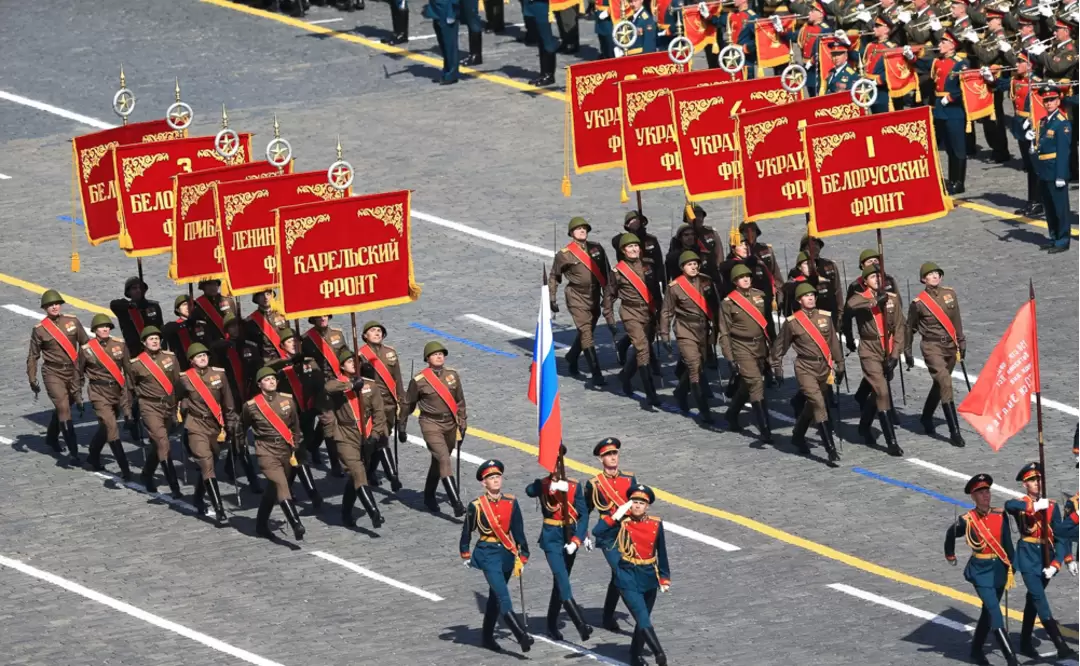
{"left": 140, "top": 401, "right": 174, "bottom": 462}
{"left": 44, "top": 372, "right": 77, "bottom": 421}
{"left": 257, "top": 444, "right": 294, "bottom": 501}
{"left": 859, "top": 348, "right": 892, "bottom": 411}
{"left": 569, "top": 305, "right": 600, "bottom": 349}
{"left": 731, "top": 339, "right": 766, "bottom": 402}
{"left": 186, "top": 430, "right": 221, "bottom": 478}
{"left": 922, "top": 342, "right": 957, "bottom": 403}
{"left": 796, "top": 369, "right": 829, "bottom": 422}
{"left": 420, "top": 417, "right": 458, "bottom": 479}
{"left": 677, "top": 333, "right": 707, "bottom": 383}
{"left": 623, "top": 317, "right": 652, "bottom": 366}
{"left": 337, "top": 428, "right": 368, "bottom": 488}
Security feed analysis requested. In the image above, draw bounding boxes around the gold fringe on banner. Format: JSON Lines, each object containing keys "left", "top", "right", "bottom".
{"left": 69, "top": 154, "right": 81, "bottom": 272}
{"left": 563, "top": 87, "right": 573, "bottom": 197}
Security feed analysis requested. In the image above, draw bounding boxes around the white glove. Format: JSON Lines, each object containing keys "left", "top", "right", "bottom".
{"left": 463, "top": 558, "right": 472, "bottom": 567}
{"left": 998, "top": 40, "right": 1012, "bottom": 53}
{"left": 929, "top": 17, "right": 942, "bottom": 31}
{"left": 980, "top": 65, "right": 992, "bottom": 78}
{"left": 1022, "top": 118, "right": 1031, "bottom": 130}
{"left": 598, "top": 9, "right": 609, "bottom": 18}
{"left": 1068, "top": 561, "right": 1078, "bottom": 575}
{"left": 772, "top": 14, "right": 783, "bottom": 30}
{"left": 963, "top": 29, "right": 978, "bottom": 43}
{"left": 838, "top": 31, "right": 851, "bottom": 45}
{"left": 899, "top": 10, "right": 912, "bottom": 23}
{"left": 564, "top": 542, "right": 578, "bottom": 555}
{"left": 903, "top": 44, "right": 915, "bottom": 59}
{"left": 659, "top": 584, "right": 670, "bottom": 592}
{"left": 699, "top": 2, "right": 709, "bottom": 17}
{"left": 1028, "top": 42, "right": 1047, "bottom": 56}
{"left": 821, "top": 0, "right": 833, "bottom": 5}
{"left": 1071, "top": 10, "right": 1080, "bottom": 23}
{"left": 615, "top": 46, "right": 626, "bottom": 57}
{"left": 612, "top": 500, "right": 633, "bottom": 521}
{"left": 1030, "top": 142, "right": 1037, "bottom": 154}
{"left": 1034, "top": 497, "right": 1050, "bottom": 511}
{"left": 1043, "top": 565, "right": 1059, "bottom": 579}
{"left": 583, "top": 536, "right": 595, "bottom": 551}
{"left": 1025, "top": 129, "right": 1036, "bottom": 141}
{"left": 856, "top": 10, "right": 871, "bottom": 22}
{"left": 1039, "top": 3, "right": 1053, "bottom": 16}
{"left": 939, "top": 94, "right": 951, "bottom": 105}
{"left": 550, "top": 479, "right": 569, "bottom": 492}
{"left": 1056, "top": 179, "right": 1067, "bottom": 187}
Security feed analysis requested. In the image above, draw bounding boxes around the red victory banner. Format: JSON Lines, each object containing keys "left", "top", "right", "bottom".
{"left": 170, "top": 161, "right": 287, "bottom": 285}
{"left": 113, "top": 134, "right": 253, "bottom": 257}
{"left": 802, "top": 106, "right": 950, "bottom": 237}
{"left": 883, "top": 49, "right": 919, "bottom": 102}
{"left": 565, "top": 52, "right": 688, "bottom": 177}
{"left": 216, "top": 170, "right": 350, "bottom": 296}
{"left": 619, "top": 68, "right": 745, "bottom": 192}
{"left": 754, "top": 16, "right": 797, "bottom": 72}
{"left": 959, "top": 69, "right": 995, "bottom": 131}
{"left": 72, "top": 120, "right": 183, "bottom": 246}
{"left": 682, "top": 8, "right": 718, "bottom": 53}
{"left": 275, "top": 190, "right": 420, "bottom": 319}
{"left": 672, "top": 76, "right": 799, "bottom": 201}
{"left": 736, "top": 92, "right": 865, "bottom": 222}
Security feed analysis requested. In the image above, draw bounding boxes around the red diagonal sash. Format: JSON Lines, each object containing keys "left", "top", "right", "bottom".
{"left": 129, "top": 305, "right": 145, "bottom": 336}
{"left": 360, "top": 345, "right": 398, "bottom": 401}
{"left": 675, "top": 276, "right": 710, "bottom": 315}
{"left": 421, "top": 368, "right": 459, "bottom": 415}
{"left": 253, "top": 394, "right": 295, "bottom": 447}
{"left": 249, "top": 311, "right": 286, "bottom": 359}
{"left": 41, "top": 318, "right": 78, "bottom": 363}
{"left": 344, "top": 388, "right": 374, "bottom": 437}
{"left": 136, "top": 352, "right": 174, "bottom": 394}
{"left": 176, "top": 326, "right": 192, "bottom": 356}
{"left": 792, "top": 311, "right": 833, "bottom": 365}
{"left": 860, "top": 288, "right": 893, "bottom": 353}
{"left": 614, "top": 261, "right": 656, "bottom": 313}
{"left": 306, "top": 329, "right": 343, "bottom": 379}
{"left": 479, "top": 495, "right": 519, "bottom": 555}
{"left": 967, "top": 510, "right": 1011, "bottom": 566}
{"left": 916, "top": 291, "right": 958, "bottom": 347}
{"left": 184, "top": 368, "right": 223, "bottom": 426}
{"left": 88, "top": 340, "right": 125, "bottom": 386}
{"left": 596, "top": 473, "right": 629, "bottom": 508}
{"left": 728, "top": 290, "right": 769, "bottom": 332}
{"left": 566, "top": 243, "right": 607, "bottom": 288}
{"left": 281, "top": 365, "right": 311, "bottom": 411}
{"left": 195, "top": 296, "right": 226, "bottom": 336}
{"left": 226, "top": 346, "right": 246, "bottom": 401}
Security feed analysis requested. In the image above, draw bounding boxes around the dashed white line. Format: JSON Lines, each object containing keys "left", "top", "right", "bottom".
{"left": 0, "top": 554, "right": 287, "bottom": 666}
{"left": 311, "top": 551, "right": 445, "bottom": 601}
{"left": 906, "top": 458, "right": 1026, "bottom": 499}
{"left": 828, "top": 583, "right": 975, "bottom": 633}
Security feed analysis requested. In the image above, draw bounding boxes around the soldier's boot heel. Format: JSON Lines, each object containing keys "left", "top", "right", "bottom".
{"left": 584, "top": 347, "right": 606, "bottom": 387}
{"left": 638, "top": 367, "right": 661, "bottom": 407}
{"left": 442, "top": 476, "right": 466, "bottom": 517}
{"left": 469, "top": 31, "right": 483, "bottom": 65}
{"left": 1046, "top": 619, "right": 1078, "bottom": 658}
{"left": 943, "top": 402, "right": 966, "bottom": 447}
{"left": 817, "top": 423, "right": 841, "bottom": 467}
{"left": 878, "top": 412, "right": 904, "bottom": 457}
{"left": 140, "top": 454, "right": 158, "bottom": 493}
{"left": 725, "top": 384, "right": 747, "bottom": 431}
{"left": 992, "top": 628, "right": 1019, "bottom": 666}
{"left": 108, "top": 441, "right": 132, "bottom": 481}
{"left": 690, "top": 382, "right": 713, "bottom": 425}
{"left": 630, "top": 629, "right": 647, "bottom": 666}
{"left": 546, "top": 587, "right": 563, "bottom": 640}
{"left": 357, "top": 486, "right": 385, "bottom": 528}
{"left": 46, "top": 412, "right": 61, "bottom": 452}
{"left": 161, "top": 458, "right": 183, "bottom": 499}
{"left": 192, "top": 472, "right": 207, "bottom": 514}
{"left": 62, "top": 420, "right": 79, "bottom": 465}
{"left": 341, "top": 481, "right": 358, "bottom": 526}
{"left": 564, "top": 599, "right": 593, "bottom": 641}
{"left": 380, "top": 447, "right": 403, "bottom": 492}
{"left": 255, "top": 491, "right": 275, "bottom": 538}
{"left": 502, "top": 612, "right": 533, "bottom": 652}
{"left": 206, "top": 478, "right": 229, "bottom": 526}
{"left": 619, "top": 355, "right": 637, "bottom": 396}
{"left": 87, "top": 432, "right": 107, "bottom": 471}
{"left": 397, "top": 9, "right": 410, "bottom": 42}
{"left": 673, "top": 374, "right": 690, "bottom": 412}
{"left": 615, "top": 335, "right": 630, "bottom": 365}
{"left": 280, "top": 499, "right": 306, "bottom": 541}
{"left": 751, "top": 401, "right": 772, "bottom": 444}
{"left": 297, "top": 464, "right": 323, "bottom": 509}
{"left": 642, "top": 627, "right": 668, "bottom": 666}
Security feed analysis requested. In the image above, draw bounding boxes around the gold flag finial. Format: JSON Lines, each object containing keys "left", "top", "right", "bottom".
{"left": 174, "top": 77, "right": 182, "bottom": 103}
{"left": 273, "top": 114, "right": 281, "bottom": 139}
{"left": 119, "top": 63, "right": 127, "bottom": 89}
{"left": 221, "top": 103, "right": 229, "bottom": 129}
{"left": 336, "top": 135, "right": 343, "bottom": 161}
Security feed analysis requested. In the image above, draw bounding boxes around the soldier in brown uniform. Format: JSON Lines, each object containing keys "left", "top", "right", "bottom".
{"left": 164, "top": 295, "right": 208, "bottom": 370}
{"left": 603, "top": 233, "right": 663, "bottom": 406}
{"left": 400, "top": 341, "right": 468, "bottom": 516}
{"left": 109, "top": 276, "right": 164, "bottom": 357}
{"left": 190, "top": 279, "right": 238, "bottom": 343}
{"left": 771, "top": 283, "right": 845, "bottom": 465}
{"left": 28, "top": 290, "right": 88, "bottom": 464}
{"left": 301, "top": 314, "right": 348, "bottom": 476}
{"left": 325, "top": 348, "right": 388, "bottom": 529}
{"left": 846, "top": 266, "right": 905, "bottom": 457}
{"left": 738, "top": 222, "right": 783, "bottom": 339}
{"left": 904, "top": 262, "right": 967, "bottom": 447}
{"left": 79, "top": 314, "right": 133, "bottom": 479}
{"left": 246, "top": 290, "right": 290, "bottom": 366}
{"left": 799, "top": 235, "right": 844, "bottom": 328}
{"left": 841, "top": 249, "right": 899, "bottom": 409}
{"left": 548, "top": 217, "right": 611, "bottom": 387}
{"left": 667, "top": 205, "right": 723, "bottom": 284}
{"left": 659, "top": 251, "right": 719, "bottom": 425}
{"left": 611, "top": 212, "right": 666, "bottom": 367}
{"left": 176, "top": 342, "right": 237, "bottom": 525}
{"left": 780, "top": 251, "right": 814, "bottom": 318}
{"left": 718, "top": 264, "right": 772, "bottom": 443}
{"left": 212, "top": 313, "right": 263, "bottom": 495}
{"left": 358, "top": 320, "right": 404, "bottom": 491}
{"left": 243, "top": 366, "right": 306, "bottom": 541}
{"left": 129, "top": 326, "right": 183, "bottom": 496}
{"left": 272, "top": 328, "right": 323, "bottom": 510}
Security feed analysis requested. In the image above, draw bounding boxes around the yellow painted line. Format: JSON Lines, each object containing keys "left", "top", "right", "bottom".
{"left": 0, "top": 272, "right": 111, "bottom": 315}
{"left": 957, "top": 200, "right": 1080, "bottom": 238}
{"left": 198, "top": 0, "right": 567, "bottom": 102}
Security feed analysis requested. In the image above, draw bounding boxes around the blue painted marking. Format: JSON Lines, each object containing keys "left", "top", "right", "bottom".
{"left": 58, "top": 215, "right": 84, "bottom": 227}
{"left": 408, "top": 323, "right": 519, "bottom": 358}
{"left": 853, "top": 467, "right": 974, "bottom": 509}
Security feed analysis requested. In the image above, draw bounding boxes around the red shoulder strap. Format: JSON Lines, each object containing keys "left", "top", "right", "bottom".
{"left": 305, "top": 328, "right": 342, "bottom": 378}
{"left": 479, "top": 496, "right": 519, "bottom": 555}
{"left": 129, "top": 305, "right": 145, "bottom": 336}
{"left": 136, "top": 352, "right": 174, "bottom": 394}
{"left": 727, "top": 290, "right": 769, "bottom": 332}
{"left": 281, "top": 366, "right": 310, "bottom": 411}
{"left": 195, "top": 296, "right": 226, "bottom": 335}
{"left": 250, "top": 311, "right": 286, "bottom": 359}
{"left": 360, "top": 345, "right": 398, "bottom": 400}
{"left": 916, "top": 291, "right": 958, "bottom": 346}
{"left": 675, "top": 276, "right": 710, "bottom": 315}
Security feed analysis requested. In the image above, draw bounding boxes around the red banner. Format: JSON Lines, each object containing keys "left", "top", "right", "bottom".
{"left": 620, "top": 68, "right": 746, "bottom": 192}
{"left": 755, "top": 16, "right": 797, "bottom": 69}
{"left": 72, "top": 121, "right": 183, "bottom": 246}
{"left": 682, "top": 8, "right": 718, "bottom": 52}
{"left": 216, "top": 170, "right": 351, "bottom": 296}
{"left": 672, "top": 76, "right": 799, "bottom": 201}
{"left": 884, "top": 49, "right": 919, "bottom": 100}
{"left": 959, "top": 69, "right": 995, "bottom": 131}
{"left": 737, "top": 92, "right": 866, "bottom": 222}
{"left": 803, "top": 106, "right": 950, "bottom": 237}
{"left": 275, "top": 190, "right": 420, "bottom": 319}
{"left": 171, "top": 161, "right": 287, "bottom": 285}
{"left": 113, "top": 134, "right": 252, "bottom": 257}
{"left": 566, "top": 53, "right": 689, "bottom": 175}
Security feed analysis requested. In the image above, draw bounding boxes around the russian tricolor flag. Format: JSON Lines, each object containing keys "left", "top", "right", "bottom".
{"left": 528, "top": 286, "right": 563, "bottom": 473}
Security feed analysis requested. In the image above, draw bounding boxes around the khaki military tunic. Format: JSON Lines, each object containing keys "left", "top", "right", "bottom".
{"left": 302, "top": 325, "right": 349, "bottom": 440}
{"left": 246, "top": 307, "right": 290, "bottom": 365}
{"left": 548, "top": 241, "right": 611, "bottom": 349}
{"left": 242, "top": 391, "right": 302, "bottom": 501}
{"left": 78, "top": 336, "right": 132, "bottom": 441}
{"left": 846, "top": 289, "right": 906, "bottom": 411}
{"left": 771, "top": 308, "right": 845, "bottom": 422}
{"left": 905, "top": 285, "right": 966, "bottom": 403}
{"left": 109, "top": 297, "right": 164, "bottom": 356}
{"left": 191, "top": 293, "right": 237, "bottom": 341}
{"left": 325, "top": 375, "right": 387, "bottom": 488}
{"left": 401, "top": 366, "right": 467, "bottom": 480}
{"left": 129, "top": 349, "right": 181, "bottom": 462}
{"left": 602, "top": 258, "right": 662, "bottom": 366}
{"left": 659, "top": 275, "right": 717, "bottom": 383}
{"left": 718, "top": 287, "right": 770, "bottom": 401}
{"left": 27, "top": 313, "right": 88, "bottom": 422}
{"left": 358, "top": 342, "right": 405, "bottom": 441}
{"left": 177, "top": 365, "right": 236, "bottom": 478}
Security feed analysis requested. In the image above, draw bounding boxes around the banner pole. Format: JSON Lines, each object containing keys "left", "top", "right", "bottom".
{"left": 1029, "top": 279, "right": 1051, "bottom": 568}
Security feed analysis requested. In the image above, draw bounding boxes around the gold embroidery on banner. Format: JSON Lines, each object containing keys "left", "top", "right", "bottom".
{"left": 80, "top": 143, "right": 117, "bottom": 182}
{"left": 356, "top": 204, "right": 405, "bottom": 236}
{"left": 743, "top": 116, "right": 789, "bottom": 159}
{"left": 749, "top": 89, "right": 800, "bottom": 105}
{"left": 679, "top": 96, "right": 726, "bottom": 133}
{"left": 813, "top": 103, "right": 862, "bottom": 121}
{"left": 122, "top": 152, "right": 169, "bottom": 189}
{"left": 284, "top": 214, "right": 331, "bottom": 251}
{"left": 575, "top": 70, "right": 618, "bottom": 105}
{"left": 641, "top": 64, "right": 681, "bottom": 77}
{"left": 246, "top": 171, "right": 278, "bottom": 180}
{"left": 626, "top": 88, "right": 671, "bottom": 125}
{"left": 295, "top": 183, "right": 347, "bottom": 201}
{"left": 195, "top": 145, "right": 248, "bottom": 165}
{"left": 141, "top": 131, "right": 183, "bottom": 142}
{"left": 222, "top": 190, "right": 269, "bottom": 229}
{"left": 811, "top": 131, "right": 856, "bottom": 170}
{"left": 180, "top": 182, "right": 212, "bottom": 219}
{"left": 880, "top": 121, "right": 928, "bottom": 151}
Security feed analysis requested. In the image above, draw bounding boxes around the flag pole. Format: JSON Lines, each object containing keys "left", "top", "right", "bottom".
{"left": 1029, "top": 279, "right": 1051, "bottom": 568}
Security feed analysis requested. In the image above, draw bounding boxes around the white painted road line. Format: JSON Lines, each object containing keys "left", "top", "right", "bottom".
{"left": 6, "top": 303, "right": 93, "bottom": 334}
{"left": 464, "top": 313, "right": 570, "bottom": 349}
{"left": 307, "top": 17, "right": 343, "bottom": 24}
{"left": 828, "top": 583, "right": 975, "bottom": 633}
{"left": 907, "top": 458, "right": 1026, "bottom": 499}
{"left": 311, "top": 551, "right": 445, "bottom": 601}
{"left": 411, "top": 210, "right": 553, "bottom": 258}
{"left": 0, "top": 173, "right": 11, "bottom": 180}
{"left": 0, "top": 90, "right": 114, "bottom": 129}
{"left": 532, "top": 634, "right": 630, "bottom": 665}
{"left": 0, "top": 554, "right": 288, "bottom": 666}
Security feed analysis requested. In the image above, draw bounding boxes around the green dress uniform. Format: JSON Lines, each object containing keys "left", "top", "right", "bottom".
{"left": 1032, "top": 89, "right": 1073, "bottom": 252}
{"left": 585, "top": 437, "right": 638, "bottom": 631}
{"left": 914, "top": 34, "right": 970, "bottom": 193}
{"left": 423, "top": 0, "right": 461, "bottom": 84}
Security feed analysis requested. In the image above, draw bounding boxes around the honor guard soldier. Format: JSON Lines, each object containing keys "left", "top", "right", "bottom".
{"left": 604, "top": 233, "right": 663, "bottom": 406}
{"left": 524, "top": 444, "right": 593, "bottom": 642}
{"left": 358, "top": 320, "right": 404, "bottom": 491}
{"left": 129, "top": 326, "right": 183, "bottom": 497}
{"left": 460, "top": 460, "right": 534, "bottom": 653}
{"left": 302, "top": 315, "right": 348, "bottom": 476}
{"left": 738, "top": 222, "right": 782, "bottom": 338}
{"left": 718, "top": 264, "right": 773, "bottom": 442}
{"left": 841, "top": 249, "right": 898, "bottom": 351}
{"left": 1033, "top": 85, "right": 1073, "bottom": 253}
{"left": 423, "top": 0, "right": 461, "bottom": 84}
{"left": 910, "top": 32, "right": 970, "bottom": 193}
{"left": 79, "top": 314, "right": 133, "bottom": 480}
{"left": 592, "top": 485, "right": 670, "bottom": 666}
{"left": 660, "top": 251, "right": 719, "bottom": 424}
{"left": 1003, "top": 463, "right": 1077, "bottom": 659}
{"left": 272, "top": 329, "right": 323, "bottom": 510}
{"left": 1008, "top": 54, "right": 1045, "bottom": 216}
{"left": 585, "top": 437, "right": 637, "bottom": 631}
{"left": 459, "top": 0, "right": 484, "bottom": 67}
{"left": 945, "top": 474, "right": 1020, "bottom": 666}
{"left": 611, "top": 212, "right": 666, "bottom": 290}
{"left": 863, "top": 16, "right": 901, "bottom": 114}
{"left": 771, "top": 282, "right": 845, "bottom": 464}
{"left": 845, "top": 266, "right": 905, "bottom": 457}
{"left": 190, "top": 279, "right": 237, "bottom": 342}
{"left": 778, "top": 2, "right": 834, "bottom": 94}
{"left": 109, "top": 276, "right": 163, "bottom": 357}
{"left": 244, "top": 367, "right": 306, "bottom": 541}
{"left": 524, "top": 0, "right": 560, "bottom": 86}
{"left": 626, "top": 0, "right": 659, "bottom": 54}
{"left": 971, "top": 7, "right": 1016, "bottom": 162}
{"left": 900, "top": 0, "right": 945, "bottom": 105}
{"left": 381, "top": 0, "right": 410, "bottom": 45}
{"left": 400, "top": 341, "right": 468, "bottom": 516}
{"left": 246, "top": 290, "right": 290, "bottom": 365}
{"left": 904, "top": 262, "right": 967, "bottom": 446}
{"left": 703, "top": 0, "right": 757, "bottom": 73}
{"left": 1030, "top": 20, "right": 1078, "bottom": 176}
{"left": 595, "top": 0, "right": 616, "bottom": 58}
{"left": 28, "top": 290, "right": 88, "bottom": 463}
{"left": 673, "top": 204, "right": 722, "bottom": 283}
{"left": 825, "top": 41, "right": 859, "bottom": 93}
{"left": 780, "top": 251, "right": 813, "bottom": 317}
{"left": 549, "top": 217, "right": 612, "bottom": 386}
{"left": 176, "top": 343, "right": 237, "bottom": 526}
{"left": 325, "top": 348, "right": 387, "bottom": 529}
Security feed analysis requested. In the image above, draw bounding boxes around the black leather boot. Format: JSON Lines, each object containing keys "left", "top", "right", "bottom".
{"left": 943, "top": 402, "right": 966, "bottom": 447}
{"left": 630, "top": 628, "right": 646, "bottom": 666}
{"left": 341, "top": 480, "right": 358, "bottom": 527}
{"left": 296, "top": 464, "right": 323, "bottom": 508}
{"left": 751, "top": 401, "right": 772, "bottom": 444}
{"left": 255, "top": 490, "right": 275, "bottom": 538}
{"left": 240, "top": 450, "right": 263, "bottom": 494}
{"left": 62, "top": 420, "right": 79, "bottom": 465}
{"left": 564, "top": 599, "right": 593, "bottom": 641}
{"left": 546, "top": 586, "right": 563, "bottom": 640}
{"left": 87, "top": 429, "right": 106, "bottom": 471}
{"left": 691, "top": 382, "right": 713, "bottom": 425}
{"left": 108, "top": 440, "right": 131, "bottom": 481}
{"left": 482, "top": 595, "right": 501, "bottom": 651}
{"left": 461, "top": 31, "right": 483, "bottom": 65}
{"left": 921, "top": 385, "right": 940, "bottom": 434}
{"left": 442, "top": 476, "right": 466, "bottom": 517}
{"left": 791, "top": 408, "right": 812, "bottom": 454}
{"left": 502, "top": 612, "right": 534, "bottom": 652}
{"left": 357, "top": 485, "right": 385, "bottom": 528}
{"left": 46, "top": 411, "right": 61, "bottom": 452}
{"left": 161, "top": 457, "right": 183, "bottom": 499}
{"left": 673, "top": 372, "right": 690, "bottom": 412}
{"left": 206, "top": 478, "right": 229, "bottom": 526}
{"left": 602, "top": 580, "right": 621, "bottom": 631}
{"left": 620, "top": 354, "right": 637, "bottom": 396}
{"left": 817, "top": 422, "right": 840, "bottom": 466}
{"left": 853, "top": 378, "right": 871, "bottom": 407}
{"left": 193, "top": 471, "right": 207, "bottom": 514}
{"left": 1045, "top": 619, "right": 1077, "bottom": 658}
{"left": 424, "top": 464, "right": 441, "bottom": 512}
{"left": 140, "top": 451, "right": 159, "bottom": 493}
{"left": 566, "top": 334, "right": 581, "bottom": 375}
{"left": 725, "top": 383, "right": 747, "bottom": 431}
{"left": 379, "top": 446, "right": 403, "bottom": 492}
{"left": 584, "top": 347, "right": 605, "bottom": 386}
{"left": 615, "top": 335, "right": 630, "bottom": 366}
{"left": 879, "top": 412, "right": 903, "bottom": 457}
{"left": 280, "top": 498, "right": 306, "bottom": 541}
{"left": 642, "top": 627, "right": 668, "bottom": 666}
{"left": 325, "top": 439, "right": 344, "bottom": 477}
{"left": 858, "top": 397, "right": 877, "bottom": 445}
{"left": 638, "top": 366, "right": 660, "bottom": 407}
{"left": 992, "top": 628, "right": 1019, "bottom": 666}
{"left": 953, "top": 160, "right": 966, "bottom": 194}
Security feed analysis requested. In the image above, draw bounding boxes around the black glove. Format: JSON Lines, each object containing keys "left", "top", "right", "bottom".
{"left": 834, "top": 369, "right": 846, "bottom": 386}
{"left": 29, "top": 382, "right": 39, "bottom": 396}
{"left": 397, "top": 424, "right": 408, "bottom": 443}
{"left": 846, "top": 338, "right": 856, "bottom": 353}
{"left": 550, "top": 302, "right": 560, "bottom": 314}
{"left": 351, "top": 375, "right": 365, "bottom": 391}
{"left": 875, "top": 291, "right": 889, "bottom": 307}
{"left": 365, "top": 435, "right": 380, "bottom": 449}
{"left": 772, "top": 365, "right": 784, "bottom": 382}
{"left": 905, "top": 354, "right": 915, "bottom": 371}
